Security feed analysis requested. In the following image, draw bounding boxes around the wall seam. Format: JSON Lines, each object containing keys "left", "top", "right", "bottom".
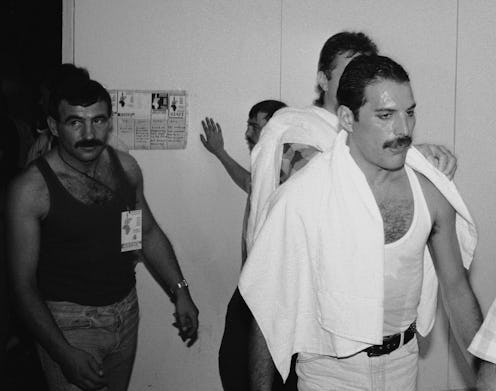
{"left": 279, "top": 0, "right": 283, "bottom": 100}
{"left": 72, "top": 0, "right": 76, "bottom": 63}
{"left": 453, "top": 0, "right": 460, "bottom": 153}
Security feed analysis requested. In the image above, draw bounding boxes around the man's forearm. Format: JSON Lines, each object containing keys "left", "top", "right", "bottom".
{"left": 142, "top": 224, "right": 186, "bottom": 292}
{"left": 214, "top": 149, "right": 251, "bottom": 193}
{"left": 14, "top": 284, "right": 73, "bottom": 362}
{"left": 443, "top": 282, "right": 483, "bottom": 370}
{"left": 249, "top": 320, "right": 275, "bottom": 391}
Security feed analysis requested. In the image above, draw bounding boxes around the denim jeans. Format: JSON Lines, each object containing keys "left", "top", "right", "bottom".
{"left": 37, "top": 288, "right": 139, "bottom": 391}
{"left": 296, "top": 337, "right": 418, "bottom": 391}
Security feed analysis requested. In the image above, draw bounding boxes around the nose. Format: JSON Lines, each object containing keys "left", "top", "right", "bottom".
{"left": 394, "top": 113, "right": 411, "bottom": 137}
{"left": 82, "top": 120, "right": 96, "bottom": 139}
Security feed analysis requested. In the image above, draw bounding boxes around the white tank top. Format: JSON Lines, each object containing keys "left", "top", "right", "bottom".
{"left": 383, "top": 167, "right": 432, "bottom": 336}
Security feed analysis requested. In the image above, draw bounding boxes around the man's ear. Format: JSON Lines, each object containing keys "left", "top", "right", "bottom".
{"left": 337, "top": 105, "right": 354, "bottom": 133}
{"left": 317, "top": 71, "right": 329, "bottom": 92}
{"left": 47, "top": 116, "right": 59, "bottom": 137}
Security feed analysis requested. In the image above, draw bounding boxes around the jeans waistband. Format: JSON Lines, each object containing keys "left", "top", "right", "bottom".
{"left": 46, "top": 287, "right": 137, "bottom": 315}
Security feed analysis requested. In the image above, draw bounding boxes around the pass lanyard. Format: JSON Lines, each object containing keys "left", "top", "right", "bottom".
{"left": 57, "top": 147, "right": 132, "bottom": 211}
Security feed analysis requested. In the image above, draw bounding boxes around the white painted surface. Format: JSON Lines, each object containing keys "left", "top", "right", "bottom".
{"left": 66, "top": 1, "right": 496, "bottom": 389}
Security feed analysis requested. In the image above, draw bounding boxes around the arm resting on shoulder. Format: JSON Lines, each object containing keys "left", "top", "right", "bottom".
{"left": 415, "top": 143, "right": 457, "bottom": 180}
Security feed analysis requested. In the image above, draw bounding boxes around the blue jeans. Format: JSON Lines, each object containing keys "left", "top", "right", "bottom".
{"left": 296, "top": 337, "right": 418, "bottom": 391}
{"left": 37, "top": 288, "right": 139, "bottom": 391}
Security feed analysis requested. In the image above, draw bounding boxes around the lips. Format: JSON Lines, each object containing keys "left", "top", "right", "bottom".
{"left": 387, "top": 145, "right": 409, "bottom": 155}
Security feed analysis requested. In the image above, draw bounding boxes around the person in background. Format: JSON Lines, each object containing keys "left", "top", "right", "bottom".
{"left": 26, "top": 64, "right": 90, "bottom": 165}
{"left": 201, "top": 99, "right": 297, "bottom": 391}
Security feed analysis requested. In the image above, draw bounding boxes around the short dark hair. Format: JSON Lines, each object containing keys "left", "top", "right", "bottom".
{"left": 315, "top": 31, "right": 378, "bottom": 106}
{"left": 337, "top": 54, "right": 410, "bottom": 120}
{"left": 248, "top": 100, "right": 287, "bottom": 120}
{"left": 42, "top": 63, "right": 90, "bottom": 95}
{"left": 48, "top": 75, "right": 112, "bottom": 121}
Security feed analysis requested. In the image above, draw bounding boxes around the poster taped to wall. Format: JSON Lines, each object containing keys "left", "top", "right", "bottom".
{"left": 108, "top": 90, "right": 187, "bottom": 150}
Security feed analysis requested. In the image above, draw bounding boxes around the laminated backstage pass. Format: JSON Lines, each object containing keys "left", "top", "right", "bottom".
{"left": 121, "top": 210, "right": 142, "bottom": 252}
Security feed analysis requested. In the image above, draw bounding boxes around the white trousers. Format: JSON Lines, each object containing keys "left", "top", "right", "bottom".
{"left": 296, "top": 337, "right": 418, "bottom": 391}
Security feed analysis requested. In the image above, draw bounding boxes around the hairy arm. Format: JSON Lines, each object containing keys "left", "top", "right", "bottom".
{"left": 249, "top": 319, "right": 275, "bottom": 391}
{"left": 421, "top": 175, "right": 482, "bottom": 370}
{"left": 120, "top": 152, "right": 199, "bottom": 346}
{"left": 6, "top": 168, "right": 106, "bottom": 390}
{"left": 201, "top": 117, "right": 250, "bottom": 193}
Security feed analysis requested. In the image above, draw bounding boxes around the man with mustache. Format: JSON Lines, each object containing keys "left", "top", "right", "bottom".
{"left": 240, "top": 55, "right": 482, "bottom": 390}
{"left": 201, "top": 100, "right": 299, "bottom": 391}
{"left": 6, "top": 71, "right": 199, "bottom": 390}
{"left": 246, "top": 32, "right": 458, "bottom": 251}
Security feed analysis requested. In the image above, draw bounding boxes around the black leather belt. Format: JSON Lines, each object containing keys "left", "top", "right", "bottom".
{"left": 363, "top": 322, "right": 416, "bottom": 357}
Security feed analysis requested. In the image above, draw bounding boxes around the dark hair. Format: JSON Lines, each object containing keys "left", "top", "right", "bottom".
{"left": 48, "top": 75, "right": 111, "bottom": 121}
{"left": 337, "top": 54, "right": 410, "bottom": 120}
{"left": 248, "top": 100, "right": 287, "bottom": 120}
{"left": 41, "top": 63, "right": 90, "bottom": 94}
{"left": 315, "top": 31, "right": 378, "bottom": 106}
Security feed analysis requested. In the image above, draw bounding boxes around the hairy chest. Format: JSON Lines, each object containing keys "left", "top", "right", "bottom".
{"left": 378, "top": 198, "right": 414, "bottom": 244}
{"left": 58, "top": 166, "right": 119, "bottom": 205}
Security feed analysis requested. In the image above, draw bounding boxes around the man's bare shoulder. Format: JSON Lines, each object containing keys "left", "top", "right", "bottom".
{"left": 113, "top": 148, "right": 142, "bottom": 187}
{"left": 414, "top": 171, "right": 454, "bottom": 222}
{"left": 7, "top": 164, "right": 49, "bottom": 218}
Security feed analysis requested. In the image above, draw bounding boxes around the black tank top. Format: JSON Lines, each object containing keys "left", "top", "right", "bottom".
{"left": 36, "top": 147, "right": 137, "bottom": 305}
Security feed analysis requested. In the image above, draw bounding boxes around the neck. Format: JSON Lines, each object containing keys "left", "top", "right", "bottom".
{"left": 347, "top": 141, "right": 404, "bottom": 187}
{"left": 322, "top": 96, "right": 337, "bottom": 115}
{"left": 57, "top": 146, "right": 103, "bottom": 177}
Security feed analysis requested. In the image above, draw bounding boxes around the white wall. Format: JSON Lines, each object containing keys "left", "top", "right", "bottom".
{"left": 66, "top": 1, "right": 496, "bottom": 390}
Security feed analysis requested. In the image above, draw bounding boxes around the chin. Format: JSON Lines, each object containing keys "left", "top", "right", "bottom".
{"left": 386, "top": 160, "right": 406, "bottom": 171}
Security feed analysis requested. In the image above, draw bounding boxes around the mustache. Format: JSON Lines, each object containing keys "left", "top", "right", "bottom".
{"left": 75, "top": 139, "right": 104, "bottom": 148}
{"left": 383, "top": 136, "right": 412, "bottom": 149}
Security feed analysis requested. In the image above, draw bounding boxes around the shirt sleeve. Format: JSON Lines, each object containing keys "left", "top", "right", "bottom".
{"left": 279, "top": 143, "right": 319, "bottom": 184}
{"left": 468, "top": 299, "right": 496, "bottom": 363}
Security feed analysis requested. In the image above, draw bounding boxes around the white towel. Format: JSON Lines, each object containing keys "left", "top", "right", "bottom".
{"left": 246, "top": 106, "right": 338, "bottom": 252}
{"left": 239, "top": 130, "right": 477, "bottom": 380}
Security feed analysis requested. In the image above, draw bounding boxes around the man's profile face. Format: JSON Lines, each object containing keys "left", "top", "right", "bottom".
{"left": 245, "top": 111, "right": 268, "bottom": 151}
{"left": 51, "top": 99, "right": 111, "bottom": 164}
{"left": 348, "top": 79, "right": 416, "bottom": 172}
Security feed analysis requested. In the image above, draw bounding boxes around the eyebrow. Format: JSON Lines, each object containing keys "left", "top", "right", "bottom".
{"left": 63, "top": 115, "right": 84, "bottom": 122}
{"left": 375, "top": 103, "right": 417, "bottom": 112}
{"left": 63, "top": 114, "right": 109, "bottom": 122}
